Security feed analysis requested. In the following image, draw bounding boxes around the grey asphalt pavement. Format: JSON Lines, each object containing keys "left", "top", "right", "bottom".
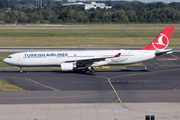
{"left": 0, "top": 65, "right": 180, "bottom": 104}
{"left": 1, "top": 27, "right": 180, "bottom": 29}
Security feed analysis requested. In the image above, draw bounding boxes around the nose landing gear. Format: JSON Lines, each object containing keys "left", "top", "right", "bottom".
{"left": 19, "top": 67, "right": 22, "bottom": 73}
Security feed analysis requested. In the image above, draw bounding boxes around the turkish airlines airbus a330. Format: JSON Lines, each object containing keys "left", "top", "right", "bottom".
{"left": 3, "top": 27, "right": 175, "bottom": 73}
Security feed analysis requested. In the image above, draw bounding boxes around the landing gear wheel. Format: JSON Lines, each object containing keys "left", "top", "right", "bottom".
{"left": 85, "top": 67, "right": 95, "bottom": 74}
{"left": 19, "top": 67, "right": 22, "bottom": 73}
{"left": 91, "top": 68, "right": 95, "bottom": 73}
{"left": 85, "top": 68, "right": 90, "bottom": 73}
{"left": 86, "top": 70, "right": 90, "bottom": 74}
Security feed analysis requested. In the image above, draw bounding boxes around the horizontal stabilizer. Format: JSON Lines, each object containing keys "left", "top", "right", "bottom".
{"left": 155, "top": 49, "right": 173, "bottom": 56}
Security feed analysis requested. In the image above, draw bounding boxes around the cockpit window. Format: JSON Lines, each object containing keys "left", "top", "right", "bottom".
{"left": 7, "top": 56, "right": 12, "bottom": 58}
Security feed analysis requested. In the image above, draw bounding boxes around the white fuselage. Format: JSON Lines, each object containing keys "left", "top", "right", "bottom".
{"left": 3, "top": 50, "right": 156, "bottom": 68}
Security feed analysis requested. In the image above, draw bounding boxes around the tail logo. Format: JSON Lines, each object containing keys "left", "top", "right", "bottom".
{"left": 152, "top": 34, "right": 169, "bottom": 50}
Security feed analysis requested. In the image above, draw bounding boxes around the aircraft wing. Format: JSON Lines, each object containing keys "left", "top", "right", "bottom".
{"left": 155, "top": 49, "right": 173, "bottom": 56}
{"left": 65, "top": 53, "right": 121, "bottom": 63}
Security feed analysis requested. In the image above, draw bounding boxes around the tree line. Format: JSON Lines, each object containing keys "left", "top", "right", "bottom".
{"left": 0, "top": 0, "right": 180, "bottom": 23}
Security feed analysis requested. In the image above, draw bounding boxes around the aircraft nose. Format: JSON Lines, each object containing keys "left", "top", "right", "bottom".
{"left": 3, "top": 58, "right": 8, "bottom": 64}
{"left": 3, "top": 58, "right": 6, "bottom": 63}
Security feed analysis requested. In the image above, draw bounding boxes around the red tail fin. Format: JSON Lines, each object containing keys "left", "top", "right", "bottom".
{"left": 142, "top": 27, "right": 175, "bottom": 50}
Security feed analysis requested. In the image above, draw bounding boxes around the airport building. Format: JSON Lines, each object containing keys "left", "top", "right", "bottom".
{"left": 63, "top": 2, "right": 112, "bottom": 10}
{"left": 36, "top": 0, "right": 42, "bottom": 8}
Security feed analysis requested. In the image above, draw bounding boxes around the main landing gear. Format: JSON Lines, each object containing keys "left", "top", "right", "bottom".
{"left": 85, "top": 67, "right": 95, "bottom": 73}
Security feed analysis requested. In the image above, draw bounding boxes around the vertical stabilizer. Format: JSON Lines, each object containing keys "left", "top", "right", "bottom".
{"left": 142, "top": 27, "right": 175, "bottom": 50}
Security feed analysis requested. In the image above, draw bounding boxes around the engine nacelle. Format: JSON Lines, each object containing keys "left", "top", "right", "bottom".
{"left": 61, "top": 63, "right": 74, "bottom": 71}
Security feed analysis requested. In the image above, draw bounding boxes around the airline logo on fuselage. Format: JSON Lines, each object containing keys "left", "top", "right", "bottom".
{"left": 24, "top": 53, "right": 68, "bottom": 58}
{"left": 152, "top": 33, "right": 169, "bottom": 50}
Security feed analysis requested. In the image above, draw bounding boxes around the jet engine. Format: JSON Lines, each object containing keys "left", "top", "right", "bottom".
{"left": 60, "top": 63, "right": 74, "bottom": 71}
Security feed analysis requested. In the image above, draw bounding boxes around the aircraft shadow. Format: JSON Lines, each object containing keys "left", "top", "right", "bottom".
{"left": 0, "top": 69, "right": 149, "bottom": 74}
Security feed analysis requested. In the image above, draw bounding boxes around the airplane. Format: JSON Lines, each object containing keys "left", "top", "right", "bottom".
{"left": 3, "top": 27, "right": 175, "bottom": 73}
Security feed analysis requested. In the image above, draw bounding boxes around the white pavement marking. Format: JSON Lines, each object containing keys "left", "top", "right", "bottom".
{"left": 0, "top": 103, "right": 180, "bottom": 120}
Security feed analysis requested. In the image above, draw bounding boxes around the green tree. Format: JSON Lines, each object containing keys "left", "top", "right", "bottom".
{"left": 19, "top": 17, "right": 26, "bottom": 23}
{"left": 0, "top": 0, "right": 9, "bottom": 9}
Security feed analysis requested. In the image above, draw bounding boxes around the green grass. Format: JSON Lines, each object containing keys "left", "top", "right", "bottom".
{"left": 0, "top": 29, "right": 179, "bottom": 47}
{"left": 0, "top": 29, "right": 178, "bottom": 37}
{"left": 76, "top": 24, "right": 180, "bottom": 28}
{"left": 0, "top": 24, "right": 179, "bottom": 28}
{"left": 0, "top": 80, "right": 26, "bottom": 91}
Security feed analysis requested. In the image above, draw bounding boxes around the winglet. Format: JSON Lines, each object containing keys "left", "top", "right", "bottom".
{"left": 114, "top": 53, "right": 121, "bottom": 57}
{"left": 142, "top": 27, "right": 175, "bottom": 50}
